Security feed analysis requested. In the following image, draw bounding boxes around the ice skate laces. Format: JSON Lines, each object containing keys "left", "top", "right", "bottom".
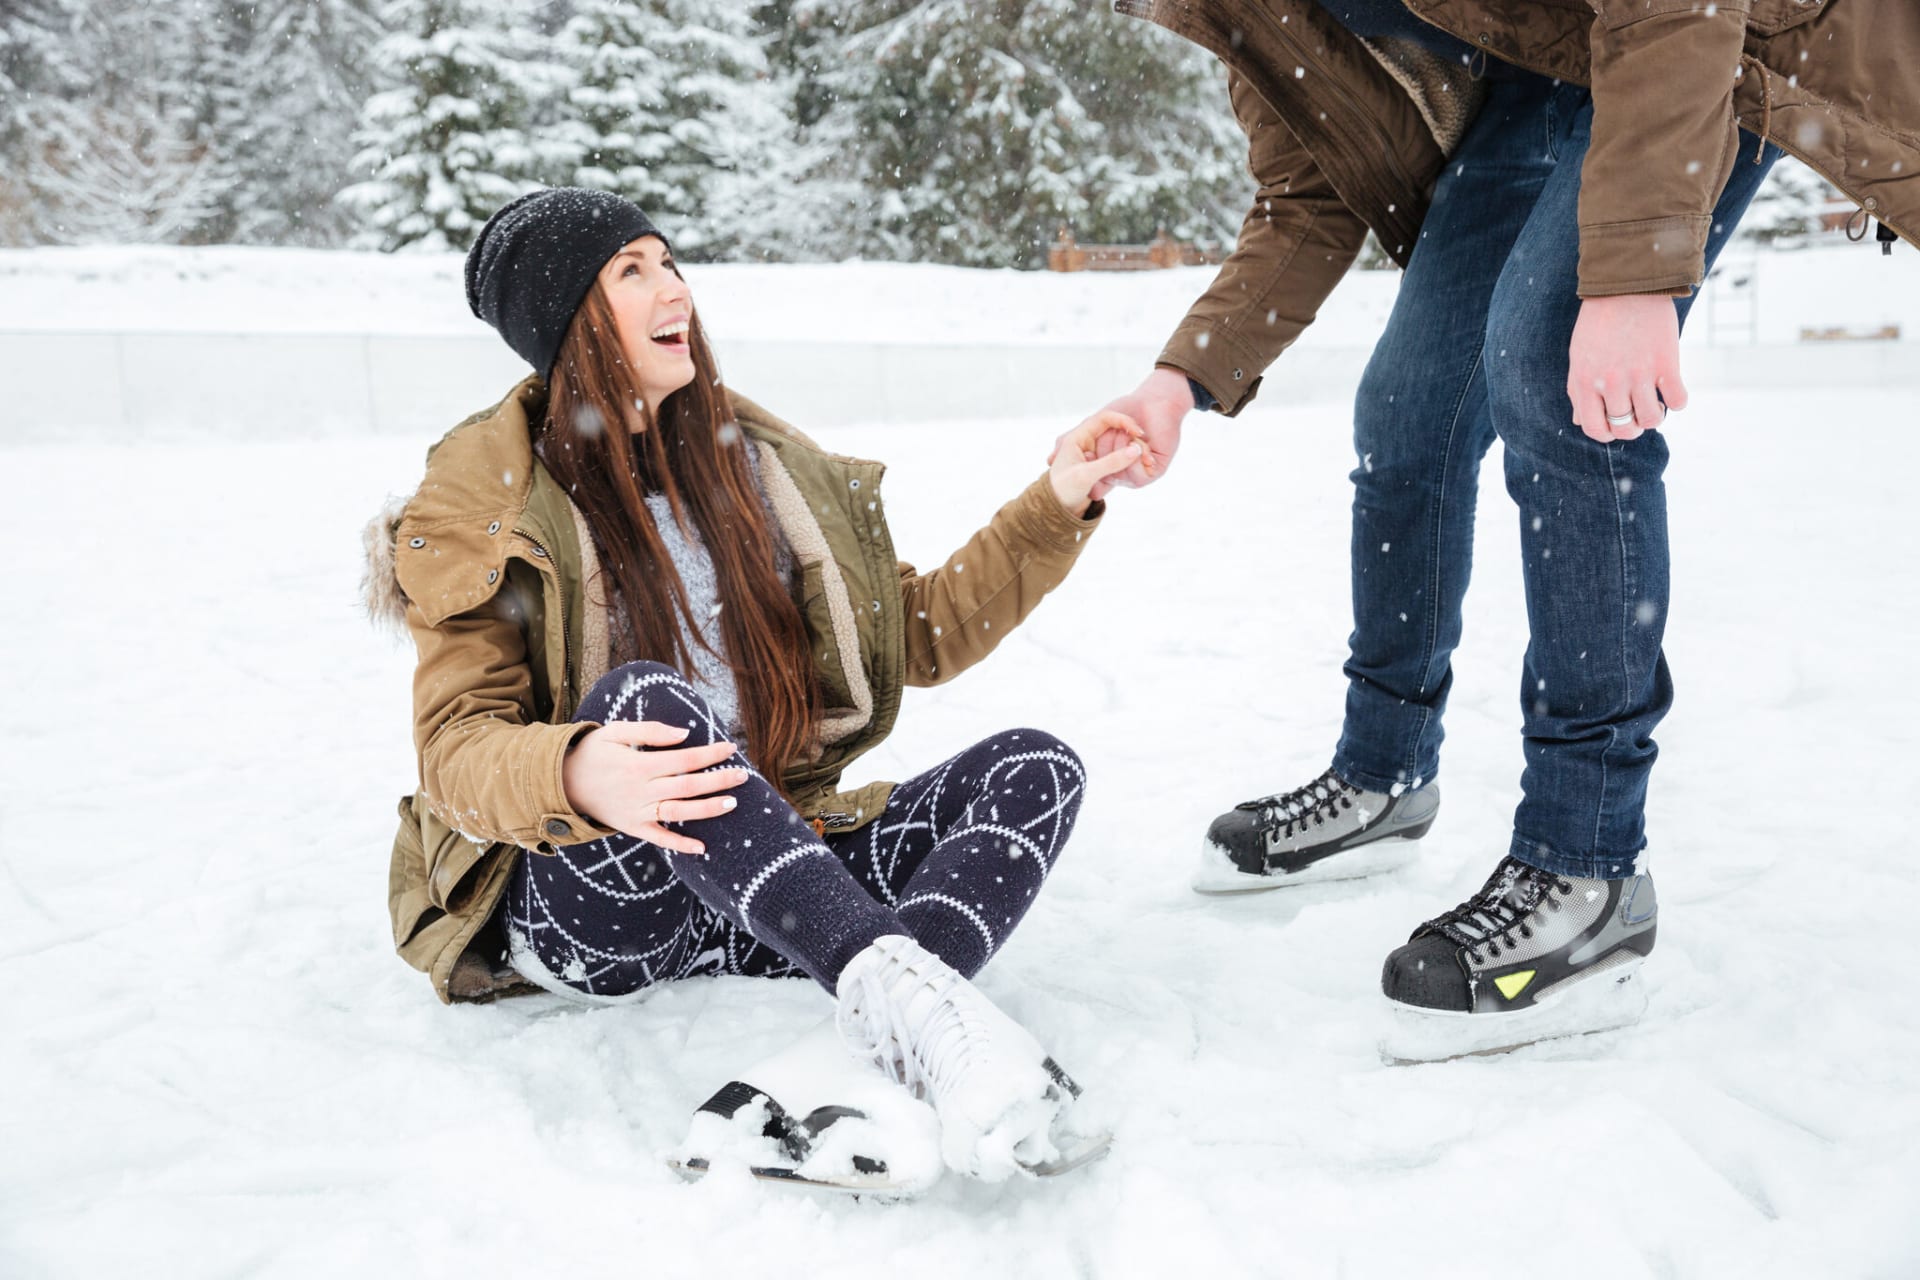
{"left": 1418, "top": 857, "right": 1572, "bottom": 964}
{"left": 840, "top": 945, "right": 983, "bottom": 1103}
{"left": 1239, "top": 767, "right": 1355, "bottom": 836}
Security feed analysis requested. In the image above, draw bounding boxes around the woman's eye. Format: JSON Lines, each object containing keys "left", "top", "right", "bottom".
{"left": 622, "top": 263, "right": 638, "bottom": 277}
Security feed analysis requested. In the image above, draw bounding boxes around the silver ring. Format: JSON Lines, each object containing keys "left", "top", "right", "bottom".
{"left": 1606, "top": 411, "right": 1636, "bottom": 427}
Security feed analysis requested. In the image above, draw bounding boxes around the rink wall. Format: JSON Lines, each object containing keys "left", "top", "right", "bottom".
{"left": 3, "top": 329, "right": 1915, "bottom": 439}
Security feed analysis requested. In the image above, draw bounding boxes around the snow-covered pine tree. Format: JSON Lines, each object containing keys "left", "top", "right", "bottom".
{"left": 554, "top": 0, "right": 782, "bottom": 261}
{"left": 339, "top": 0, "right": 576, "bottom": 251}
{"left": 14, "top": 1, "right": 228, "bottom": 245}
{"left": 0, "top": 0, "right": 81, "bottom": 243}
{"left": 1738, "top": 156, "right": 1837, "bottom": 246}
{"left": 742, "top": 0, "right": 869, "bottom": 261}
{"left": 788, "top": 0, "right": 1241, "bottom": 267}
{"left": 202, "top": 0, "right": 383, "bottom": 246}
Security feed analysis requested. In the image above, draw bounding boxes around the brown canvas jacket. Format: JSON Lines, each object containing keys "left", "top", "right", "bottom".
{"left": 365, "top": 377, "right": 1103, "bottom": 1002}
{"left": 1123, "top": 0, "right": 1918, "bottom": 415}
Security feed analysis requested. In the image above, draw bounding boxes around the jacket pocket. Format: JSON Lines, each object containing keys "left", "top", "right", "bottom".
{"left": 1747, "top": 0, "right": 1827, "bottom": 36}
{"left": 421, "top": 806, "right": 500, "bottom": 913}
{"left": 389, "top": 794, "right": 440, "bottom": 953}
{"left": 799, "top": 559, "right": 858, "bottom": 713}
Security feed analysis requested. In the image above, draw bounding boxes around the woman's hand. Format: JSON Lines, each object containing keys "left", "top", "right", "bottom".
{"left": 1048, "top": 410, "right": 1147, "bottom": 516}
{"left": 560, "top": 721, "right": 750, "bottom": 855}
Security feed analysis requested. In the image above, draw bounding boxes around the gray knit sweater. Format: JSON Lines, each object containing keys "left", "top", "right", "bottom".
{"left": 604, "top": 467, "right": 791, "bottom": 740}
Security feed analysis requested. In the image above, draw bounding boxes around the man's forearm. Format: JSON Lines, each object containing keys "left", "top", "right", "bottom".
{"left": 1159, "top": 73, "right": 1370, "bottom": 415}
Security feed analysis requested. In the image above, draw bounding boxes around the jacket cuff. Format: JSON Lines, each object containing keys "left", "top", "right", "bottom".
{"left": 1576, "top": 214, "right": 1713, "bottom": 298}
{"left": 1010, "top": 472, "right": 1103, "bottom": 554}
{"left": 1157, "top": 320, "right": 1265, "bottom": 417}
{"left": 528, "top": 720, "right": 615, "bottom": 851}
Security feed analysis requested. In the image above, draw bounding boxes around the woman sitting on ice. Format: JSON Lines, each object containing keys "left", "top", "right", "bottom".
{"left": 366, "top": 189, "right": 1138, "bottom": 1183}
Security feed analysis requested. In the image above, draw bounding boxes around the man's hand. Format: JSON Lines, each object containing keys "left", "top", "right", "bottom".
{"left": 1087, "top": 367, "right": 1195, "bottom": 500}
{"left": 1568, "top": 293, "right": 1687, "bottom": 443}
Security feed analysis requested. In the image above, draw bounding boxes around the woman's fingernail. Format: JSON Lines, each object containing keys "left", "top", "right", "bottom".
{"left": 721, "top": 797, "right": 737, "bottom": 810}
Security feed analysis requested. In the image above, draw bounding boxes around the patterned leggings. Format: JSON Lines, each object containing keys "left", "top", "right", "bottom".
{"left": 503, "top": 661, "right": 1085, "bottom": 1000}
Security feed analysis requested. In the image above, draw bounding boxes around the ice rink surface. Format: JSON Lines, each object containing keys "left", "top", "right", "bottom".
{"left": 4, "top": 381, "right": 1917, "bottom": 1277}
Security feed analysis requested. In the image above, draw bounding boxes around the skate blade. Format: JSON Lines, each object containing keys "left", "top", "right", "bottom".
{"left": 668, "top": 1155, "right": 918, "bottom": 1201}
{"left": 1378, "top": 956, "right": 1650, "bottom": 1063}
{"left": 1019, "top": 1128, "right": 1113, "bottom": 1178}
{"left": 1190, "top": 835, "right": 1420, "bottom": 895}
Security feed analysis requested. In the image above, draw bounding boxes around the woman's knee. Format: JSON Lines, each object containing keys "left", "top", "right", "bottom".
{"left": 988, "top": 727, "right": 1083, "bottom": 777}
{"left": 574, "top": 660, "right": 727, "bottom": 741}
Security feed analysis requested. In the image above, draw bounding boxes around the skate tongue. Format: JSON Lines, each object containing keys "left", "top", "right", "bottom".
{"left": 1477, "top": 858, "right": 1548, "bottom": 921}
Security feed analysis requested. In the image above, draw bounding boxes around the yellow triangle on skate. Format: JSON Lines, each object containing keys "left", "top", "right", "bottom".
{"left": 1494, "top": 970, "right": 1536, "bottom": 1001}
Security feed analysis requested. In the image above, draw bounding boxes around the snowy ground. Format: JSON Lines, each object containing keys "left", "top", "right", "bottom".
{"left": 4, "top": 372, "right": 1917, "bottom": 1277}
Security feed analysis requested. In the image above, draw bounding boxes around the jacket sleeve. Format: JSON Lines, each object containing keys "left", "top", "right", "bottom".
{"left": 1158, "top": 70, "right": 1372, "bottom": 417}
{"left": 898, "top": 474, "right": 1102, "bottom": 687}
{"left": 406, "top": 595, "right": 608, "bottom": 851}
{"left": 1576, "top": 0, "right": 1750, "bottom": 297}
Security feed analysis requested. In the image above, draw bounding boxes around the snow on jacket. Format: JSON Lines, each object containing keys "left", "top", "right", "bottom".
{"left": 364, "top": 376, "right": 1103, "bottom": 1002}
{"left": 1119, "top": 0, "right": 1917, "bottom": 414}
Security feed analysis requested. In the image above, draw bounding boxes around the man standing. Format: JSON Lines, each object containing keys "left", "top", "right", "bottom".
{"left": 1100, "top": 0, "right": 1914, "bottom": 1058}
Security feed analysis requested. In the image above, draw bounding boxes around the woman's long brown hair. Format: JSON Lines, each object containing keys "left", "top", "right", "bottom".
{"left": 540, "top": 281, "right": 821, "bottom": 797}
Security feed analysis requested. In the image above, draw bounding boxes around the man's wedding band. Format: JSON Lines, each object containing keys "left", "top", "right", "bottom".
{"left": 1606, "top": 411, "right": 1636, "bottom": 426}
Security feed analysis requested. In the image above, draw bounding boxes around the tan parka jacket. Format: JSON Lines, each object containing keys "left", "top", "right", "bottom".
{"left": 367, "top": 377, "right": 1103, "bottom": 1002}
{"left": 1121, "top": 0, "right": 1917, "bottom": 415}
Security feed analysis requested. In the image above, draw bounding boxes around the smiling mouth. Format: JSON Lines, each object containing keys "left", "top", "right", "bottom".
{"left": 649, "top": 319, "right": 690, "bottom": 350}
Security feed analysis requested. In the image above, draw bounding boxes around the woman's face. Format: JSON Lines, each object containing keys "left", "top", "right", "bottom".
{"left": 600, "top": 235, "right": 694, "bottom": 426}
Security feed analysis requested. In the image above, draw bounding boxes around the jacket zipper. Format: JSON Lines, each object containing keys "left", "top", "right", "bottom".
{"left": 809, "top": 809, "right": 858, "bottom": 838}
{"left": 513, "top": 530, "right": 574, "bottom": 710}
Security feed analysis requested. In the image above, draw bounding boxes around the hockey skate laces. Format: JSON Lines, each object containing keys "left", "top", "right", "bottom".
{"left": 1418, "top": 857, "right": 1571, "bottom": 962}
{"left": 1241, "top": 767, "right": 1354, "bottom": 833}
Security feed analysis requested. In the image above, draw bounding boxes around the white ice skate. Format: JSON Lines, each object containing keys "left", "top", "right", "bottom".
{"left": 835, "top": 935, "right": 1107, "bottom": 1182}
{"left": 668, "top": 1017, "right": 945, "bottom": 1198}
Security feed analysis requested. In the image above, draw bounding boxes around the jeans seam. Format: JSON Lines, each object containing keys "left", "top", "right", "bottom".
{"left": 1598, "top": 443, "right": 1633, "bottom": 853}
{"left": 1403, "top": 348, "right": 1486, "bottom": 785}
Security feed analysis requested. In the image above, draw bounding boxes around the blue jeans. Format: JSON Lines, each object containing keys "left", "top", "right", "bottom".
{"left": 1330, "top": 76, "right": 1779, "bottom": 879}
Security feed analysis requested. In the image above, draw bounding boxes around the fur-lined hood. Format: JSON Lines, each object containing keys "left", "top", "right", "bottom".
{"left": 361, "top": 493, "right": 413, "bottom": 633}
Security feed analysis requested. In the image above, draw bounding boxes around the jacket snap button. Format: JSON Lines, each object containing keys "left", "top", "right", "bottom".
{"left": 849, "top": 479, "right": 861, "bottom": 490}
{"left": 487, "top": 521, "right": 501, "bottom": 535}
{"left": 409, "top": 536, "right": 425, "bottom": 548}
{"left": 1863, "top": 197, "right": 1878, "bottom": 209}
{"left": 486, "top": 569, "right": 499, "bottom": 584}
{"left": 1232, "top": 368, "right": 1244, "bottom": 380}
{"left": 545, "top": 818, "right": 570, "bottom": 838}
{"left": 1478, "top": 32, "right": 1490, "bottom": 43}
